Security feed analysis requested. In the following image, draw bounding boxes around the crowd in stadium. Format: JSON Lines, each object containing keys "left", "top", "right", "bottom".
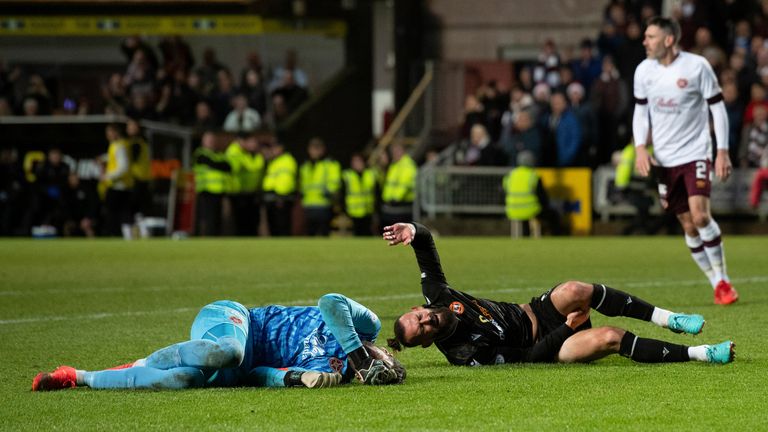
{"left": 0, "top": 35, "right": 308, "bottom": 132}
{"left": 3, "top": 0, "right": 768, "bottom": 238}
{"left": 454, "top": 0, "right": 768, "bottom": 170}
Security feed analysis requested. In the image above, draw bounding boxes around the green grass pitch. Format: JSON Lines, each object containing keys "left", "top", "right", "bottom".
{"left": 1, "top": 235, "right": 767, "bottom": 430}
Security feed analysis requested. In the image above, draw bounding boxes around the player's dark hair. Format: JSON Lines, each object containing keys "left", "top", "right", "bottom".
{"left": 646, "top": 16, "right": 681, "bottom": 44}
{"left": 388, "top": 316, "right": 416, "bottom": 351}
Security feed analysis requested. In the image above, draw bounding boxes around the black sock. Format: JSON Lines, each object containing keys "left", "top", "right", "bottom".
{"left": 591, "top": 284, "right": 654, "bottom": 321}
{"left": 619, "top": 331, "right": 690, "bottom": 363}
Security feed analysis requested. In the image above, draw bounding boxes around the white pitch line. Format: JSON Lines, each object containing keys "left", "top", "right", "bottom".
{"left": 1, "top": 276, "right": 765, "bottom": 326}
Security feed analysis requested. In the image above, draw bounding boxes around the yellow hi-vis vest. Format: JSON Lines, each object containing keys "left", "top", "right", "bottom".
{"left": 382, "top": 154, "right": 417, "bottom": 203}
{"left": 193, "top": 147, "right": 230, "bottom": 194}
{"left": 300, "top": 158, "right": 341, "bottom": 207}
{"left": 503, "top": 166, "right": 541, "bottom": 221}
{"left": 226, "top": 141, "right": 265, "bottom": 194}
{"left": 263, "top": 152, "right": 297, "bottom": 197}
{"left": 615, "top": 143, "right": 653, "bottom": 189}
{"left": 343, "top": 168, "right": 376, "bottom": 218}
{"left": 106, "top": 139, "right": 134, "bottom": 189}
{"left": 129, "top": 137, "right": 152, "bottom": 182}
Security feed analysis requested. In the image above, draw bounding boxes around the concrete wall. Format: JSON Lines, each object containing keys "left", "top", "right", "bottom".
{"left": 427, "top": 0, "right": 605, "bottom": 60}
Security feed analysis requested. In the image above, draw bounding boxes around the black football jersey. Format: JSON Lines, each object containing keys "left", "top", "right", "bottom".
{"left": 410, "top": 223, "right": 535, "bottom": 366}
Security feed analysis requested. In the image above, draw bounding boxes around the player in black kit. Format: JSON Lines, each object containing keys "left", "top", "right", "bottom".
{"left": 382, "top": 223, "right": 734, "bottom": 366}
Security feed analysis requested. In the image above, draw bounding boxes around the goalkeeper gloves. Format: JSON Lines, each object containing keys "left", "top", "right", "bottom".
{"left": 348, "top": 346, "right": 398, "bottom": 385}
{"left": 283, "top": 370, "right": 342, "bottom": 389}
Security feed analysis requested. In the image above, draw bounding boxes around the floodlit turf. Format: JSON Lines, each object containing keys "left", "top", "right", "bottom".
{"left": 1, "top": 235, "right": 767, "bottom": 430}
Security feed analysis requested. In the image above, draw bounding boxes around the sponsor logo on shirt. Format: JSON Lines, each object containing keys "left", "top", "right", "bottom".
{"left": 450, "top": 301, "right": 465, "bottom": 315}
{"left": 652, "top": 97, "right": 681, "bottom": 114}
{"left": 677, "top": 78, "right": 688, "bottom": 88}
{"left": 301, "top": 329, "right": 328, "bottom": 360}
{"left": 229, "top": 315, "right": 243, "bottom": 325}
{"left": 696, "top": 180, "right": 706, "bottom": 188}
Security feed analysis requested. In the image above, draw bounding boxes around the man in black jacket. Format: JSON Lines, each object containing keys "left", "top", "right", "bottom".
{"left": 383, "top": 222, "right": 735, "bottom": 366}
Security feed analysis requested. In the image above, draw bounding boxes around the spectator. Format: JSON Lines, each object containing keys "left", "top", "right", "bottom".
{"left": 729, "top": 51, "right": 757, "bottom": 107}
{"left": 192, "top": 101, "right": 218, "bottom": 132}
{"left": 125, "top": 93, "right": 158, "bottom": 121}
{"left": 126, "top": 118, "right": 152, "bottom": 235}
{"left": 271, "top": 70, "right": 309, "bottom": 114}
{"left": 615, "top": 20, "right": 646, "bottom": 94}
{"left": 223, "top": 93, "right": 262, "bottom": 134}
{"left": 501, "top": 86, "right": 535, "bottom": 130}
{"left": 196, "top": 48, "right": 226, "bottom": 96}
{"left": 477, "top": 80, "right": 508, "bottom": 141}
{"left": 158, "top": 35, "right": 194, "bottom": 79}
{"left": 121, "top": 35, "right": 158, "bottom": 71}
{"left": 240, "top": 51, "right": 264, "bottom": 85}
{"left": 123, "top": 50, "right": 156, "bottom": 99}
{"left": 517, "top": 66, "right": 534, "bottom": 93}
{"left": 269, "top": 49, "right": 309, "bottom": 93}
{"left": 269, "top": 93, "right": 290, "bottom": 127}
{"left": 740, "top": 104, "right": 768, "bottom": 168}
{"left": 21, "top": 97, "right": 39, "bottom": 116}
{"left": 0, "top": 147, "right": 23, "bottom": 235}
{"left": 158, "top": 69, "right": 198, "bottom": 124}
{"left": 62, "top": 173, "right": 98, "bottom": 238}
{"left": 209, "top": 69, "right": 236, "bottom": 124}
{"left": 690, "top": 27, "right": 726, "bottom": 72}
{"left": 500, "top": 109, "right": 542, "bottom": 167}
{"left": 22, "top": 74, "right": 52, "bottom": 115}
{"left": 0, "top": 96, "right": 12, "bottom": 116}
{"left": 533, "top": 39, "right": 561, "bottom": 88}
{"left": 461, "top": 93, "right": 486, "bottom": 138}
{"left": 566, "top": 82, "right": 599, "bottom": 167}
{"left": 543, "top": 91, "right": 582, "bottom": 167}
{"left": 743, "top": 82, "right": 768, "bottom": 127}
{"left": 32, "top": 147, "right": 70, "bottom": 234}
{"left": 101, "top": 73, "right": 128, "bottom": 115}
{"left": 596, "top": 20, "right": 623, "bottom": 60}
{"left": 458, "top": 123, "right": 505, "bottom": 166}
{"left": 571, "top": 39, "right": 602, "bottom": 95}
{"left": 590, "top": 55, "right": 629, "bottom": 165}
{"left": 241, "top": 69, "right": 267, "bottom": 117}
{"left": 722, "top": 81, "right": 744, "bottom": 163}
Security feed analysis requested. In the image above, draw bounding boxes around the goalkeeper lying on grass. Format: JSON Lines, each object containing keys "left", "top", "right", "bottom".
{"left": 33, "top": 294, "right": 405, "bottom": 391}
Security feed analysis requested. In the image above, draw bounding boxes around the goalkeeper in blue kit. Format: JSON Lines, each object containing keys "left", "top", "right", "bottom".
{"left": 32, "top": 294, "right": 404, "bottom": 391}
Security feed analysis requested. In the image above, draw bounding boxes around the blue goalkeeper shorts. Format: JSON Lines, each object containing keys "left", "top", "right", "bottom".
{"left": 190, "top": 300, "right": 250, "bottom": 348}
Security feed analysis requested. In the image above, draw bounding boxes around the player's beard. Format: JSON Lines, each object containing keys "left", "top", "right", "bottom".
{"left": 429, "top": 306, "right": 459, "bottom": 341}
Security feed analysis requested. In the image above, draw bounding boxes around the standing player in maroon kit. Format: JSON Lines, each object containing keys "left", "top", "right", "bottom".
{"left": 632, "top": 17, "right": 738, "bottom": 305}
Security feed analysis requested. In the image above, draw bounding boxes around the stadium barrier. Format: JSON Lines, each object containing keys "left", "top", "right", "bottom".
{"left": 417, "top": 163, "right": 593, "bottom": 235}
{"left": 592, "top": 166, "right": 768, "bottom": 222}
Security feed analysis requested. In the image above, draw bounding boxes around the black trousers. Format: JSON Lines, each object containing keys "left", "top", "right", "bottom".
{"left": 304, "top": 207, "right": 332, "bottom": 236}
{"left": 105, "top": 189, "right": 134, "bottom": 236}
{"left": 351, "top": 215, "right": 372, "bottom": 236}
{"left": 231, "top": 193, "right": 260, "bottom": 236}
{"left": 196, "top": 192, "right": 223, "bottom": 236}
{"left": 266, "top": 198, "right": 293, "bottom": 236}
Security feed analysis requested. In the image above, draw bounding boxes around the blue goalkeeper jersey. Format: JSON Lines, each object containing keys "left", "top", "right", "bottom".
{"left": 244, "top": 304, "right": 377, "bottom": 374}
